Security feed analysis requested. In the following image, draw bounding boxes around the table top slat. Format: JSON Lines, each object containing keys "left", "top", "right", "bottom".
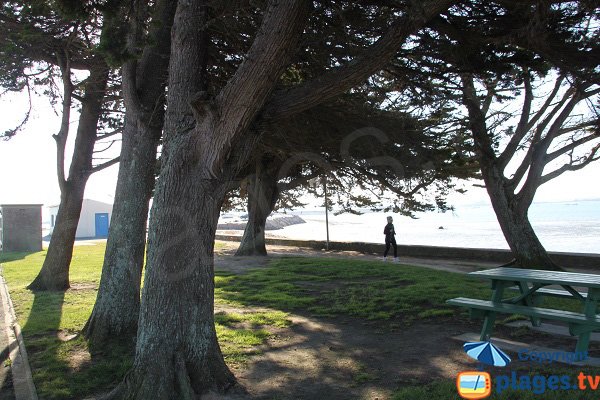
{"left": 469, "top": 267, "right": 600, "bottom": 288}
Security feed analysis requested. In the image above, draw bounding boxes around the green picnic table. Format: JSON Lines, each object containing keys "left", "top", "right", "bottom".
{"left": 447, "top": 267, "right": 600, "bottom": 354}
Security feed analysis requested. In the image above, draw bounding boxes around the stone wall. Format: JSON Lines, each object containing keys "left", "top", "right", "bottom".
{"left": 1, "top": 205, "right": 42, "bottom": 252}
{"left": 215, "top": 234, "right": 600, "bottom": 270}
{"left": 217, "top": 215, "right": 305, "bottom": 231}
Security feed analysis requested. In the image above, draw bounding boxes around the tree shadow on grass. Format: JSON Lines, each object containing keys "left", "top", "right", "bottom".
{"left": 20, "top": 290, "right": 68, "bottom": 399}
{"left": 213, "top": 258, "right": 600, "bottom": 400}
{"left": 20, "top": 289, "right": 133, "bottom": 400}
{"left": 0, "top": 252, "right": 32, "bottom": 264}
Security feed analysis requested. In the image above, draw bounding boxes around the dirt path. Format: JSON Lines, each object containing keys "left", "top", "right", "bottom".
{"left": 214, "top": 241, "right": 499, "bottom": 275}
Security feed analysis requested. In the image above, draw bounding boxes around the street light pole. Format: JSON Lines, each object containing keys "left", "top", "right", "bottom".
{"left": 323, "top": 176, "right": 330, "bottom": 251}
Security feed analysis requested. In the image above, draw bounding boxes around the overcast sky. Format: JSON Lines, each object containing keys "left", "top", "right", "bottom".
{"left": 1, "top": 88, "right": 599, "bottom": 209}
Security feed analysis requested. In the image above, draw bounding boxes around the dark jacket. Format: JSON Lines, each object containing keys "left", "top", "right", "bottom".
{"left": 384, "top": 223, "right": 396, "bottom": 242}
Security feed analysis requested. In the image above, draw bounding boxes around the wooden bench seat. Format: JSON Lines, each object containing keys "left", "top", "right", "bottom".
{"left": 447, "top": 297, "right": 600, "bottom": 329}
{"left": 507, "top": 286, "right": 588, "bottom": 299}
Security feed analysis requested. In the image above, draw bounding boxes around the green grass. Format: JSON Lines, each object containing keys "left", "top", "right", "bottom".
{"left": 1, "top": 246, "right": 595, "bottom": 399}
{"left": 216, "top": 257, "right": 587, "bottom": 323}
{"left": 0, "top": 247, "right": 130, "bottom": 399}
{"left": 216, "top": 257, "right": 493, "bottom": 322}
{"left": 215, "top": 310, "right": 291, "bottom": 364}
{"left": 0, "top": 244, "right": 290, "bottom": 399}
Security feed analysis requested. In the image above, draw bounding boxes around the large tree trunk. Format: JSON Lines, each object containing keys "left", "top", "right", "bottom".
{"left": 104, "top": 0, "right": 309, "bottom": 397}
{"left": 107, "top": 153, "right": 236, "bottom": 398}
{"left": 236, "top": 158, "right": 279, "bottom": 256}
{"left": 484, "top": 171, "right": 561, "bottom": 270}
{"left": 28, "top": 65, "right": 109, "bottom": 291}
{"left": 83, "top": 0, "right": 175, "bottom": 346}
{"left": 83, "top": 119, "right": 160, "bottom": 343}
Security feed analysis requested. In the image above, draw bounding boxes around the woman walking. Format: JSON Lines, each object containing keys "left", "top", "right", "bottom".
{"left": 383, "top": 216, "right": 398, "bottom": 262}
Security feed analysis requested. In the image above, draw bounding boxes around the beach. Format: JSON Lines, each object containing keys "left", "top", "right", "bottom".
{"left": 258, "top": 199, "right": 600, "bottom": 254}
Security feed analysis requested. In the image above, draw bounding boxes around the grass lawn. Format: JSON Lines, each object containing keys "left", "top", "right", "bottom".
{"left": 0, "top": 243, "right": 288, "bottom": 399}
{"left": 1, "top": 243, "right": 598, "bottom": 399}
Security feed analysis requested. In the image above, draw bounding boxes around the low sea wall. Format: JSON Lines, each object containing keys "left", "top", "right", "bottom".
{"left": 215, "top": 234, "right": 600, "bottom": 269}
{"left": 217, "top": 215, "right": 305, "bottom": 231}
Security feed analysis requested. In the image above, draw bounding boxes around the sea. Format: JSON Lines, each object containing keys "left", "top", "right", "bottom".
{"left": 262, "top": 200, "right": 600, "bottom": 254}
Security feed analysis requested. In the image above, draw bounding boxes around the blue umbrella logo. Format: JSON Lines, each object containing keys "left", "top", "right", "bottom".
{"left": 463, "top": 341, "right": 511, "bottom": 367}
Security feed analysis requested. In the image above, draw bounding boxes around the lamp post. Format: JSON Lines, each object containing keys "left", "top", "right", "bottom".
{"left": 309, "top": 176, "right": 330, "bottom": 250}
{"left": 323, "top": 176, "right": 330, "bottom": 251}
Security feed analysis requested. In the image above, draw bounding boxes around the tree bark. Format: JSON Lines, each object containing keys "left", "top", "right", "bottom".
{"left": 106, "top": 161, "right": 236, "bottom": 398}
{"left": 83, "top": 0, "right": 176, "bottom": 346}
{"left": 82, "top": 118, "right": 160, "bottom": 343}
{"left": 483, "top": 166, "right": 561, "bottom": 270}
{"left": 104, "top": 0, "right": 310, "bottom": 397}
{"left": 28, "top": 64, "right": 109, "bottom": 291}
{"left": 235, "top": 158, "right": 279, "bottom": 256}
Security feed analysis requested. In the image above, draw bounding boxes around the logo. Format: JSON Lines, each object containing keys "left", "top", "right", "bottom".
{"left": 457, "top": 371, "right": 492, "bottom": 399}
{"left": 457, "top": 341, "right": 508, "bottom": 398}
{"left": 463, "top": 341, "right": 511, "bottom": 367}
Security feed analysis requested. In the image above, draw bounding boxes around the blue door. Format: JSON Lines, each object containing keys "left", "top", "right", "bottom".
{"left": 95, "top": 213, "right": 109, "bottom": 238}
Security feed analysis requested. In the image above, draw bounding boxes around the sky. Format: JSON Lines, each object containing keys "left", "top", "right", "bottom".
{"left": 1, "top": 87, "right": 599, "bottom": 211}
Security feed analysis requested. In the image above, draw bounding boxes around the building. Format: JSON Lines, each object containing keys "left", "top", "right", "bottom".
{"left": 48, "top": 198, "right": 113, "bottom": 239}
{"left": 0, "top": 204, "right": 43, "bottom": 252}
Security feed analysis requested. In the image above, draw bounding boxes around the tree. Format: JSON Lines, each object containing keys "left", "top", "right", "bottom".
{"left": 83, "top": 0, "right": 177, "bottom": 346}
{"left": 460, "top": 71, "right": 599, "bottom": 269}
{"left": 28, "top": 61, "right": 118, "bottom": 290}
{"left": 234, "top": 97, "right": 475, "bottom": 256}
{"left": 105, "top": 0, "right": 455, "bottom": 397}
{"left": 83, "top": 0, "right": 399, "bottom": 342}
{"left": 83, "top": 0, "right": 277, "bottom": 344}
{"left": 386, "top": 0, "right": 600, "bottom": 269}
{"left": 1, "top": 2, "right": 121, "bottom": 290}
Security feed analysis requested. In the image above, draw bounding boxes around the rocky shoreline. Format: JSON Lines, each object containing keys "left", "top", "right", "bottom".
{"left": 217, "top": 215, "right": 305, "bottom": 231}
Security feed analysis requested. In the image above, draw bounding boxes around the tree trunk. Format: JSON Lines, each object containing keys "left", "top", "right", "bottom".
{"left": 83, "top": 0, "right": 175, "bottom": 346}
{"left": 105, "top": 141, "right": 236, "bottom": 398}
{"left": 236, "top": 159, "right": 279, "bottom": 256}
{"left": 28, "top": 64, "right": 109, "bottom": 291}
{"left": 28, "top": 182, "right": 87, "bottom": 290}
{"left": 485, "top": 176, "right": 561, "bottom": 270}
{"left": 103, "top": 0, "right": 310, "bottom": 396}
{"left": 483, "top": 167, "right": 561, "bottom": 271}
{"left": 83, "top": 118, "right": 159, "bottom": 344}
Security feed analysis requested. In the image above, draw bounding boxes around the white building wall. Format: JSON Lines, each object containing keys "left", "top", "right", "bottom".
{"left": 48, "top": 199, "right": 113, "bottom": 239}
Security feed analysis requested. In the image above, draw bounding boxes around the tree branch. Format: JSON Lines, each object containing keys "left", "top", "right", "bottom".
{"left": 93, "top": 139, "right": 120, "bottom": 154}
{"left": 89, "top": 156, "right": 121, "bottom": 174}
{"left": 460, "top": 74, "right": 497, "bottom": 162}
{"left": 53, "top": 52, "right": 73, "bottom": 193}
{"left": 540, "top": 143, "right": 600, "bottom": 185}
{"left": 516, "top": 85, "right": 597, "bottom": 206}
{"left": 545, "top": 131, "right": 600, "bottom": 164}
{"left": 197, "top": 0, "right": 310, "bottom": 177}
{"left": 0, "top": 14, "right": 93, "bottom": 70}
{"left": 1, "top": 82, "right": 32, "bottom": 139}
{"left": 278, "top": 170, "right": 322, "bottom": 192}
{"left": 498, "top": 71, "right": 534, "bottom": 169}
{"left": 95, "top": 127, "right": 124, "bottom": 142}
{"left": 262, "top": 0, "right": 454, "bottom": 120}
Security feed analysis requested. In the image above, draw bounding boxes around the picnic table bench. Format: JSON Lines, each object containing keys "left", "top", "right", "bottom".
{"left": 447, "top": 267, "right": 600, "bottom": 354}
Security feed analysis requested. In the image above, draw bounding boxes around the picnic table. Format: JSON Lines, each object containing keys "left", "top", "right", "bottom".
{"left": 447, "top": 267, "right": 600, "bottom": 354}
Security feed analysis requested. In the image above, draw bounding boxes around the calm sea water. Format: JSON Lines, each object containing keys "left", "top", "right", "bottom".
{"left": 266, "top": 200, "right": 600, "bottom": 254}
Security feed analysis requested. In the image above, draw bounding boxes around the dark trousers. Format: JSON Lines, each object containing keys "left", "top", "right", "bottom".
{"left": 384, "top": 238, "right": 397, "bottom": 258}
